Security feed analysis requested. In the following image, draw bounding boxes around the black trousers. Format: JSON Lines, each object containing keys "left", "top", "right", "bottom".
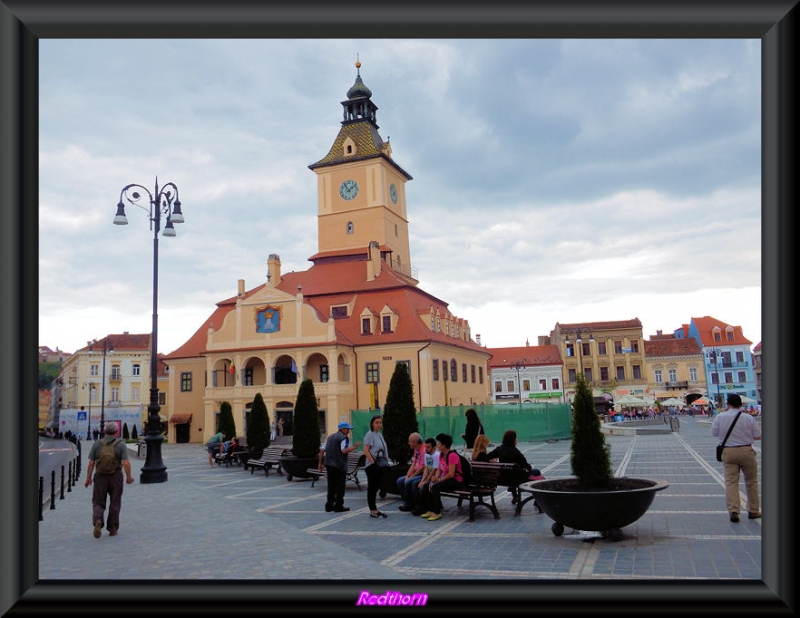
{"left": 325, "top": 465, "right": 346, "bottom": 510}
{"left": 366, "top": 464, "right": 387, "bottom": 511}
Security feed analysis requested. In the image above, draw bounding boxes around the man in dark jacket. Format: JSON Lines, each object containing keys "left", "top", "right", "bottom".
{"left": 318, "top": 422, "right": 361, "bottom": 513}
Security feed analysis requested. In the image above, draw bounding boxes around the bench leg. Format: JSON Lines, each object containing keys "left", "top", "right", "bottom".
{"left": 469, "top": 495, "right": 500, "bottom": 522}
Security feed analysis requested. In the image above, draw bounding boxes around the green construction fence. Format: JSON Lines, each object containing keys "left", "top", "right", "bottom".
{"left": 350, "top": 403, "right": 571, "bottom": 449}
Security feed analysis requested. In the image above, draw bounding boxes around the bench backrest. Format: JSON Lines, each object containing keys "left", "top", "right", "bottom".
{"left": 347, "top": 452, "right": 365, "bottom": 472}
{"left": 466, "top": 461, "right": 502, "bottom": 488}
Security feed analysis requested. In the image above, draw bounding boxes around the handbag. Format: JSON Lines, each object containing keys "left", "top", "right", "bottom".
{"left": 374, "top": 436, "right": 391, "bottom": 467}
{"left": 716, "top": 411, "right": 743, "bottom": 462}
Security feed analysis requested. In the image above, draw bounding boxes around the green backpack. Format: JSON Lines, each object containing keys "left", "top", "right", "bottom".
{"left": 96, "top": 438, "right": 121, "bottom": 474}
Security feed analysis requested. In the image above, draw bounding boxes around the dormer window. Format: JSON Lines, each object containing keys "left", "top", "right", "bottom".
{"left": 342, "top": 136, "right": 357, "bottom": 157}
{"left": 362, "top": 318, "right": 372, "bottom": 335}
{"left": 382, "top": 315, "right": 392, "bottom": 333}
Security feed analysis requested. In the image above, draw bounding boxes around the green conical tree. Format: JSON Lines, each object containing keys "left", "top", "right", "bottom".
{"left": 246, "top": 393, "right": 271, "bottom": 453}
{"left": 218, "top": 401, "right": 237, "bottom": 440}
{"left": 122, "top": 423, "right": 130, "bottom": 440}
{"left": 292, "top": 379, "right": 321, "bottom": 458}
{"left": 382, "top": 362, "right": 419, "bottom": 464}
{"left": 569, "top": 373, "right": 613, "bottom": 489}
{"left": 131, "top": 425, "right": 138, "bottom": 441}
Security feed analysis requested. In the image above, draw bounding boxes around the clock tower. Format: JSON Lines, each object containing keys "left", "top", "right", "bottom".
{"left": 309, "top": 60, "right": 414, "bottom": 278}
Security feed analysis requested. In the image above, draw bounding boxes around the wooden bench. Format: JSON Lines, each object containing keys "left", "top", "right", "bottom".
{"left": 243, "top": 446, "right": 289, "bottom": 476}
{"left": 307, "top": 452, "right": 366, "bottom": 490}
{"left": 438, "top": 460, "right": 502, "bottom": 522}
{"left": 491, "top": 462, "right": 544, "bottom": 516}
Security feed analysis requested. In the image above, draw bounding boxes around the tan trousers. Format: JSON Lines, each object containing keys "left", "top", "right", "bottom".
{"left": 721, "top": 446, "right": 760, "bottom": 515}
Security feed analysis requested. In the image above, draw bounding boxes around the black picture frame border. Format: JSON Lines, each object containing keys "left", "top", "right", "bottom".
{"left": 2, "top": 1, "right": 795, "bottom": 614}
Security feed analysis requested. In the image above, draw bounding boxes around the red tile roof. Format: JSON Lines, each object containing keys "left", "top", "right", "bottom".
{"left": 163, "top": 256, "right": 486, "bottom": 360}
{"left": 485, "top": 345, "right": 563, "bottom": 367}
{"left": 77, "top": 333, "right": 151, "bottom": 353}
{"left": 556, "top": 318, "right": 643, "bottom": 331}
{"left": 691, "top": 316, "right": 752, "bottom": 347}
{"left": 643, "top": 338, "right": 703, "bottom": 357}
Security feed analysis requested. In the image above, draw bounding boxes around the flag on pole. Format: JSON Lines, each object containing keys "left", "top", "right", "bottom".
{"left": 229, "top": 361, "right": 235, "bottom": 375}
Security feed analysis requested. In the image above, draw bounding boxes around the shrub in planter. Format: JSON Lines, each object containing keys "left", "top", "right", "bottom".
{"left": 218, "top": 400, "right": 237, "bottom": 441}
{"left": 246, "top": 393, "right": 271, "bottom": 454}
{"left": 382, "top": 362, "right": 419, "bottom": 465}
{"left": 569, "top": 373, "right": 613, "bottom": 489}
{"left": 291, "top": 379, "right": 321, "bottom": 458}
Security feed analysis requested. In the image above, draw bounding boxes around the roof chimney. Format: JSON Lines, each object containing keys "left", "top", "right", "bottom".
{"left": 476, "top": 334, "right": 482, "bottom": 346}
{"left": 366, "top": 241, "right": 382, "bottom": 281}
{"left": 267, "top": 254, "right": 282, "bottom": 286}
{"left": 237, "top": 279, "right": 245, "bottom": 297}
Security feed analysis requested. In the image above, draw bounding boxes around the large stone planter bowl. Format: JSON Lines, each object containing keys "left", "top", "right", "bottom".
{"left": 278, "top": 454, "right": 318, "bottom": 481}
{"left": 520, "top": 477, "right": 669, "bottom": 541}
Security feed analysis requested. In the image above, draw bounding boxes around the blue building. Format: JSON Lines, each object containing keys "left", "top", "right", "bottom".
{"left": 674, "top": 316, "right": 757, "bottom": 407}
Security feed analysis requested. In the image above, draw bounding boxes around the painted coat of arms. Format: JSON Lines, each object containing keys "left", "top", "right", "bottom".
{"left": 255, "top": 306, "right": 281, "bottom": 333}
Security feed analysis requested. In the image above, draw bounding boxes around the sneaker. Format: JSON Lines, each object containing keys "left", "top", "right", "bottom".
{"left": 748, "top": 512, "right": 762, "bottom": 519}
{"left": 93, "top": 521, "right": 103, "bottom": 539}
{"left": 420, "top": 512, "right": 433, "bottom": 518}
{"left": 427, "top": 513, "right": 442, "bottom": 521}
{"left": 370, "top": 511, "right": 388, "bottom": 519}
{"left": 109, "top": 530, "right": 118, "bottom": 536}
{"left": 332, "top": 507, "right": 350, "bottom": 513}
{"left": 398, "top": 505, "right": 412, "bottom": 512}
{"left": 730, "top": 512, "right": 739, "bottom": 523}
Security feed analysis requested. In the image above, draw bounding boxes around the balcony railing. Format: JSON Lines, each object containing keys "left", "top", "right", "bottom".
{"left": 665, "top": 380, "right": 688, "bottom": 389}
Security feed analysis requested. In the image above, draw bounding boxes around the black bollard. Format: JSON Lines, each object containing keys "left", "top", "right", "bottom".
{"left": 60, "top": 465, "right": 65, "bottom": 500}
{"left": 67, "top": 461, "right": 72, "bottom": 492}
{"left": 50, "top": 471, "right": 56, "bottom": 509}
{"left": 38, "top": 477, "right": 44, "bottom": 521}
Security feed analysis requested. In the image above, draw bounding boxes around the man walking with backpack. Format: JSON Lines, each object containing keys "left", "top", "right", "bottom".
{"left": 84, "top": 422, "right": 134, "bottom": 538}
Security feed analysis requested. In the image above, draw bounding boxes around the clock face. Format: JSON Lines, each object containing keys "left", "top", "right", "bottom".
{"left": 339, "top": 179, "right": 359, "bottom": 201}
{"left": 389, "top": 183, "right": 398, "bottom": 204}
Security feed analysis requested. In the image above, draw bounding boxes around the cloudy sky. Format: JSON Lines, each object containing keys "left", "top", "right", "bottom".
{"left": 38, "top": 39, "right": 761, "bottom": 356}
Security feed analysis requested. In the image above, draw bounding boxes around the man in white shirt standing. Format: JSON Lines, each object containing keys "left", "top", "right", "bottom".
{"left": 711, "top": 393, "right": 762, "bottom": 522}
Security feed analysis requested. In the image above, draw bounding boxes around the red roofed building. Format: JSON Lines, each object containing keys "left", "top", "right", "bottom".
{"left": 485, "top": 345, "right": 563, "bottom": 404}
{"left": 676, "top": 316, "right": 758, "bottom": 407}
{"left": 643, "top": 334, "right": 706, "bottom": 402}
{"left": 163, "top": 63, "right": 491, "bottom": 443}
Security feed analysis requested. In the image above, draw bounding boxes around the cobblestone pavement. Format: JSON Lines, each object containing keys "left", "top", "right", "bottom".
{"left": 38, "top": 416, "right": 761, "bottom": 582}
{"left": 30, "top": 416, "right": 772, "bottom": 614}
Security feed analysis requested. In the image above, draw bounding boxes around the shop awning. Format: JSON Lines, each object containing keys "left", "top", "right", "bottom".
{"left": 169, "top": 413, "right": 193, "bottom": 424}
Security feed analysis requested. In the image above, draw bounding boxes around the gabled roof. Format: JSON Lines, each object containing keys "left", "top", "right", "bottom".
{"left": 643, "top": 338, "right": 703, "bottom": 358}
{"left": 485, "top": 345, "right": 563, "bottom": 367}
{"left": 163, "top": 305, "right": 235, "bottom": 360}
{"left": 691, "top": 316, "right": 752, "bottom": 347}
{"left": 163, "top": 256, "right": 486, "bottom": 360}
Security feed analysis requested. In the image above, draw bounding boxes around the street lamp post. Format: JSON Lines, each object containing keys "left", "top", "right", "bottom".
{"left": 709, "top": 348, "right": 723, "bottom": 409}
{"left": 82, "top": 381, "right": 95, "bottom": 440}
{"left": 511, "top": 360, "right": 527, "bottom": 403}
{"left": 114, "top": 177, "right": 184, "bottom": 484}
{"left": 88, "top": 338, "right": 113, "bottom": 434}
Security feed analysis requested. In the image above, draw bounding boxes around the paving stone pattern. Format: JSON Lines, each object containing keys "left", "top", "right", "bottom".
{"left": 39, "top": 417, "right": 760, "bottom": 581}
